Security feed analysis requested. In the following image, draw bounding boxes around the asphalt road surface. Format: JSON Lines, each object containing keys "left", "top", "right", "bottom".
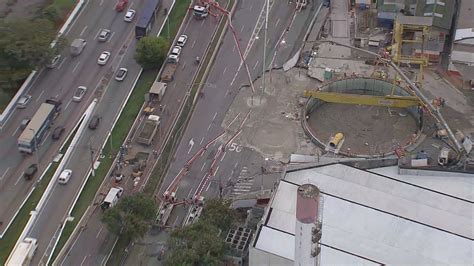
{"left": 0, "top": 0, "right": 156, "bottom": 236}
{"left": 2, "top": 0, "right": 174, "bottom": 264}
{"left": 57, "top": 5, "right": 226, "bottom": 266}
{"left": 160, "top": 0, "right": 321, "bottom": 226}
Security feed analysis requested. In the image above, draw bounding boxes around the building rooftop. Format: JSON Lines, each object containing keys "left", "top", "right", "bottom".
{"left": 251, "top": 163, "right": 473, "bottom": 265}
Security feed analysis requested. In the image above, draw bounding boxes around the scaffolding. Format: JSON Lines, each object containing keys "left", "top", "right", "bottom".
{"left": 391, "top": 16, "right": 429, "bottom": 87}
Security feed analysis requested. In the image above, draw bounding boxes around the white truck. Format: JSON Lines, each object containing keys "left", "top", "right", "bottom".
{"left": 6, "top": 237, "right": 37, "bottom": 266}
{"left": 136, "top": 115, "right": 161, "bottom": 145}
{"left": 70, "top": 38, "right": 87, "bottom": 56}
{"left": 101, "top": 187, "right": 124, "bottom": 210}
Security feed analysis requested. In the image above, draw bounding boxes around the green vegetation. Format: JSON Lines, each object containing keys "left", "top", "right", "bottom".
{"left": 135, "top": 37, "right": 170, "bottom": 70}
{"left": 102, "top": 193, "right": 157, "bottom": 240}
{"left": 0, "top": 19, "right": 58, "bottom": 102}
{"left": 165, "top": 199, "right": 236, "bottom": 265}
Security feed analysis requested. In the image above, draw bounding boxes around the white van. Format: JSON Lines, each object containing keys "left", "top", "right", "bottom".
{"left": 58, "top": 169, "right": 72, "bottom": 184}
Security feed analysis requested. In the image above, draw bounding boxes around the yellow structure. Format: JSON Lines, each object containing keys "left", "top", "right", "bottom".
{"left": 391, "top": 15, "right": 429, "bottom": 86}
{"left": 304, "top": 91, "right": 420, "bottom": 108}
{"left": 329, "top": 133, "right": 344, "bottom": 148}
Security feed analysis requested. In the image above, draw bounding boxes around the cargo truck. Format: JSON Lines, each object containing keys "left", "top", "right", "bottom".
{"left": 101, "top": 187, "right": 124, "bottom": 210}
{"left": 136, "top": 115, "right": 160, "bottom": 145}
{"left": 160, "top": 59, "right": 178, "bottom": 82}
{"left": 6, "top": 237, "right": 37, "bottom": 266}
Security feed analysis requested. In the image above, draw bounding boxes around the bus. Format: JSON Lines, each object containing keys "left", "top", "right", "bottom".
{"left": 193, "top": 5, "right": 209, "bottom": 18}
{"left": 135, "top": 0, "right": 160, "bottom": 39}
{"left": 18, "top": 103, "right": 56, "bottom": 154}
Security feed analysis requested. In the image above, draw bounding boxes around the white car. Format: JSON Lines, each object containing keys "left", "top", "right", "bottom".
{"left": 98, "top": 29, "right": 111, "bottom": 42}
{"left": 176, "top": 34, "right": 188, "bottom": 47}
{"left": 124, "top": 9, "right": 136, "bottom": 22}
{"left": 168, "top": 46, "right": 182, "bottom": 61}
{"left": 17, "top": 94, "right": 32, "bottom": 109}
{"left": 115, "top": 68, "right": 128, "bottom": 81}
{"left": 58, "top": 169, "right": 72, "bottom": 184}
{"left": 72, "top": 86, "right": 87, "bottom": 102}
{"left": 97, "top": 51, "right": 111, "bottom": 65}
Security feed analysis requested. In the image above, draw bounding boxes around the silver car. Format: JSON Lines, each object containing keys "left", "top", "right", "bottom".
{"left": 17, "top": 94, "right": 32, "bottom": 109}
{"left": 73, "top": 86, "right": 87, "bottom": 102}
{"left": 98, "top": 29, "right": 111, "bottom": 42}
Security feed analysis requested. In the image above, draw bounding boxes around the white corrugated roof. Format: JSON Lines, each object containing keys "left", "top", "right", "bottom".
{"left": 252, "top": 164, "right": 473, "bottom": 265}
{"left": 455, "top": 28, "right": 474, "bottom": 41}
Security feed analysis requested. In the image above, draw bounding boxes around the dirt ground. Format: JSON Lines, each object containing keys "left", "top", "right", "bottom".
{"left": 307, "top": 103, "right": 418, "bottom": 155}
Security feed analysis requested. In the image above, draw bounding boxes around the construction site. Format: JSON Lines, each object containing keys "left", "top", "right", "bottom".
{"left": 222, "top": 0, "right": 473, "bottom": 170}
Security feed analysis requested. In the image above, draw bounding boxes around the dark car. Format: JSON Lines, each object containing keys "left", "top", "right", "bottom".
{"left": 46, "top": 98, "right": 62, "bottom": 112}
{"left": 24, "top": 164, "right": 38, "bottom": 180}
{"left": 52, "top": 126, "right": 65, "bottom": 140}
{"left": 88, "top": 115, "right": 100, "bottom": 129}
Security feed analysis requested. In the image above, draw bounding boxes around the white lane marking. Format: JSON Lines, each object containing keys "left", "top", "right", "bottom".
{"left": 200, "top": 137, "right": 204, "bottom": 144}
{"left": 276, "top": 18, "right": 280, "bottom": 27}
{"left": 220, "top": 151, "right": 226, "bottom": 162}
{"left": 182, "top": 62, "right": 186, "bottom": 70}
{"left": 96, "top": 225, "right": 103, "bottom": 238}
{"left": 108, "top": 31, "right": 116, "bottom": 43}
{"left": 129, "top": 1, "right": 135, "bottom": 8}
{"left": 80, "top": 255, "right": 88, "bottom": 266}
{"left": 212, "top": 112, "right": 217, "bottom": 121}
{"left": 201, "top": 19, "right": 205, "bottom": 27}
{"left": 100, "top": 0, "right": 104, "bottom": 5}
{"left": 36, "top": 90, "right": 45, "bottom": 102}
{"left": 72, "top": 61, "right": 81, "bottom": 73}
{"left": 57, "top": 57, "right": 67, "bottom": 70}
{"left": 240, "top": 25, "right": 245, "bottom": 32}
{"left": 14, "top": 173, "right": 24, "bottom": 186}
{"left": 0, "top": 167, "right": 10, "bottom": 180}
{"left": 266, "top": 38, "right": 270, "bottom": 45}
{"left": 207, "top": 123, "right": 212, "bottom": 131}
{"left": 65, "top": 0, "right": 90, "bottom": 36}
{"left": 250, "top": 3, "right": 254, "bottom": 10}
{"left": 234, "top": 162, "right": 238, "bottom": 168}
{"left": 192, "top": 40, "right": 196, "bottom": 48}
{"left": 172, "top": 216, "right": 179, "bottom": 227}
{"left": 188, "top": 138, "right": 194, "bottom": 154}
{"left": 186, "top": 188, "right": 194, "bottom": 199}
{"left": 253, "top": 60, "right": 259, "bottom": 70}
{"left": 205, "top": 181, "right": 211, "bottom": 192}
{"left": 232, "top": 44, "right": 236, "bottom": 52}
{"left": 94, "top": 28, "right": 101, "bottom": 40}
{"left": 230, "top": 70, "right": 239, "bottom": 86}
{"left": 41, "top": 131, "right": 50, "bottom": 146}
{"left": 201, "top": 162, "right": 206, "bottom": 171}
{"left": 232, "top": 192, "right": 244, "bottom": 195}
{"left": 12, "top": 126, "right": 20, "bottom": 137}
{"left": 80, "top": 26, "right": 88, "bottom": 37}
{"left": 214, "top": 166, "right": 220, "bottom": 175}
{"left": 64, "top": 99, "right": 72, "bottom": 111}
{"left": 223, "top": 67, "right": 227, "bottom": 75}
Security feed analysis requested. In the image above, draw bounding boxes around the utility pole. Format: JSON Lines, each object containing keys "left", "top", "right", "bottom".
{"left": 261, "top": 0, "right": 269, "bottom": 104}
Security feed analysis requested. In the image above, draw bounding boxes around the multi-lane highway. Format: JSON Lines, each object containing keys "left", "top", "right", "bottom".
{"left": 158, "top": 0, "right": 320, "bottom": 227}
{"left": 0, "top": 0, "right": 175, "bottom": 264}
{"left": 0, "top": 0, "right": 157, "bottom": 236}
{"left": 56, "top": 2, "right": 228, "bottom": 265}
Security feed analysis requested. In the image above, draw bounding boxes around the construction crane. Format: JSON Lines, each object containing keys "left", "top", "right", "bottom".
{"left": 310, "top": 40, "right": 466, "bottom": 158}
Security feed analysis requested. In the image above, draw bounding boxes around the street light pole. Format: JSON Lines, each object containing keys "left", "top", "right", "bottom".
{"left": 262, "top": 0, "right": 269, "bottom": 104}
{"left": 29, "top": 129, "right": 40, "bottom": 166}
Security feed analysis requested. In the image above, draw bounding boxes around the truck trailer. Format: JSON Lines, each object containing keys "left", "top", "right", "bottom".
{"left": 136, "top": 115, "right": 160, "bottom": 145}
{"left": 6, "top": 237, "right": 38, "bottom": 266}
{"left": 160, "top": 60, "right": 178, "bottom": 82}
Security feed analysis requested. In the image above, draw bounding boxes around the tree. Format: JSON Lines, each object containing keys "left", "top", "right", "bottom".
{"left": 200, "top": 199, "right": 235, "bottom": 232}
{"left": 134, "top": 36, "right": 169, "bottom": 70}
{"left": 0, "top": 19, "right": 57, "bottom": 68}
{"left": 164, "top": 199, "right": 237, "bottom": 265}
{"left": 102, "top": 193, "right": 156, "bottom": 241}
{"left": 166, "top": 222, "right": 227, "bottom": 266}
